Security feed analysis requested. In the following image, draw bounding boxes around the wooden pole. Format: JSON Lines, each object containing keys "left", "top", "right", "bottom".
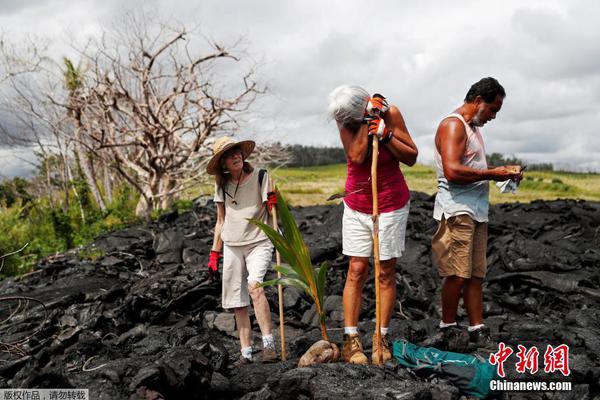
{"left": 270, "top": 183, "right": 286, "bottom": 361}
{"left": 371, "top": 136, "right": 383, "bottom": 365}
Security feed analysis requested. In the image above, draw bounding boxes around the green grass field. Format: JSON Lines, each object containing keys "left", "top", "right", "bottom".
{"left": 189, "top": 163, "right": 600, "bottom": 206}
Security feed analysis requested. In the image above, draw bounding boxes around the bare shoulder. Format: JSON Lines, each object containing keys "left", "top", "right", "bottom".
{"left": 437, "top": 116, "right": 466, "bottom": 137}
{"left": 383, "top": 105, "right": 407, "bottom": 128}
{"left": 386, "top": 105, "right": 404, "bottom": 119}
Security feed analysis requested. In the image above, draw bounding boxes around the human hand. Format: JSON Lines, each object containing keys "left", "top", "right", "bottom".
{"left": 506, "top": 165, "right": 525, "bottom": 182}
{"left": 367, "top": 116, "right": 393, "bottom": 143}
{"left": 365, "top": 93, "right": 389, "bottom": 116}
{"left": 490, "top": 166, "right": 523, "bottom": 182}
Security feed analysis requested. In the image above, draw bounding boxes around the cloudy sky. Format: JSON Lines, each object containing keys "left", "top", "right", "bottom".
{"left": 1, "top": 0, "right": 599, "bottom": 177}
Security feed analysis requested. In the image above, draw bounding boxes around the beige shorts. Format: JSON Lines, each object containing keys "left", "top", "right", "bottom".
{"left": 342, "top": 201, "right": 410, "bottom": 261}
{"left": 221, "top": 239, "right": 274, "bottom": 309}
{"left": 431, "top": 214, "right": 488, "bottom": 279}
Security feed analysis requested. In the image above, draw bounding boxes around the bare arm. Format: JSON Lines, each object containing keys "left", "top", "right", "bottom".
{"left": 339, "top": 121, "right": 370, "bottom": 164}
{"left": 437, "top": 118, "right": 522, "bottom": 184}
{"left": 382, "top": 105, "right": 418, "bottom": 166}
{"left": 211, "top": 202, "right": 225, "bottom": 252}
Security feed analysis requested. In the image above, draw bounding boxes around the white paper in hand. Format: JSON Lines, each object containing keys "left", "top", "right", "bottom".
{"left": 496, "top": 179, "right": 519, "bottom": 194}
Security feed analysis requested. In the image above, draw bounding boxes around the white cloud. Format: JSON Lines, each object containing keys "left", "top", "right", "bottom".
{"left": 0, "top": 0, "right": 599, "bottom": 176}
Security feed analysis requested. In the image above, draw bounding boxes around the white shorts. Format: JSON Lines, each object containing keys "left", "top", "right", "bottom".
{"left": 221, "top": 239, "right": 274, "bottom": 309}
{"left": 342, "top": 202, "right": 410, "bottom": 261}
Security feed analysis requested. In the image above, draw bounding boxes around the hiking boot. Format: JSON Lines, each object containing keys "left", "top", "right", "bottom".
{"left": 469, "top": 326, "right": 496, "bottom": 351}
{"left": 261, "top": 347, "right": 277, "bottom": 363}
{"left": 422, "top": 325, "right": 469, "bottom": 353}
{"left": 371, "top": 333, "right": 392, "bottom": 365}
{"left": 228, "top": 356, "right": 252, "bottom": 369}
{"left": 342, "top": 333, "right": 368, "bottom": 365}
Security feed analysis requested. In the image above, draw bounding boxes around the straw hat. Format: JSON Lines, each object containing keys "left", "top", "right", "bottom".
{"left": 206, "top": 137, "right": 255, "bottom": 175}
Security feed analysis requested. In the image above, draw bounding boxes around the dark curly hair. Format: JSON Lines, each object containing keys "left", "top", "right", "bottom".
{"left": 464, "top": 77, "right": 505, "bottom": 103}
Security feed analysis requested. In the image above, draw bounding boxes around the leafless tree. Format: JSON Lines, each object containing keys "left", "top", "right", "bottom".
{"left": 1, "top": 14, "right": 273, "bottom": 218}
{"left": 70, "top": 15, "right": 266, "bottom": 216}
{"left": 250, "top": 142, "right": 291, "bottom": 171}
{"left": 0, "top": 43, "right": 80, "bottom": 213}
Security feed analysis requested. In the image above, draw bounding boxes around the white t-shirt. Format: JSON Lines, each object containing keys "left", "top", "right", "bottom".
{"left": 214, "top": 169, "right": 272, "bottom": 246}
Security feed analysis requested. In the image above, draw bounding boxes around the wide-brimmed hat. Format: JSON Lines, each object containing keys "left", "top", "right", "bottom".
{"left": 206, "top": 137, "right": 255, "bottom": 175}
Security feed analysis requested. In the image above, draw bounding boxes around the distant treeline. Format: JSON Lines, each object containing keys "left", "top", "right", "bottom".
{"left": 284, "top": 145, "right": 554, "bottom": 171}
{"left": 486, "top": 153, "right": 553, "bottom": 171}
{"left": 285, "top": 144, "right": 347, "bottom": 167}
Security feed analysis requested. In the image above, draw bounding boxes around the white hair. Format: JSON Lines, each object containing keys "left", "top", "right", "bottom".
{"left": 327, "top": 85, "right": 369, "bottom": 125}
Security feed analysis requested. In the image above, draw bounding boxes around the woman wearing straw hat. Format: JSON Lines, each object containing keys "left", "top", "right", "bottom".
{"left": 207, "top": 136, "right": 278, "bottom": 367}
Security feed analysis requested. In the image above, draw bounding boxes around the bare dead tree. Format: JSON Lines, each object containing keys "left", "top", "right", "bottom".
{"left": 0, "top": 16, "right": 281, "bottom": 219}
{"left": 249, "top": 142, "right": 292, "bottom": 171}
{"left": 0, "top": 36, "right": 46, "bottom": 89}
{"left": 63, "top": 57, "right": 107, "bottom": 211}
{"left": 67, "top": 14, "right": 266, "bottom": 217}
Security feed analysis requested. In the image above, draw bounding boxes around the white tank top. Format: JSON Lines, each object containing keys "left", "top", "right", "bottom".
{"left": 433, "top": 113, "right": 489, "bottom": 222}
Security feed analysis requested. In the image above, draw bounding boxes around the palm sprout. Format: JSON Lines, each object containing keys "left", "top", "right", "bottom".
{"left": 250, "top": 188, "right": 329, "bottom": 341}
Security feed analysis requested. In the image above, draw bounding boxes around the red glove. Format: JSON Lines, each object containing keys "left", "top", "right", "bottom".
{"left": 267, "top": 191, "right": 277, "bottom": 212}
{"left": 367, "top": 116, "right": 393, "bottom": 143}
{"left": 365, "top": 93, "right": 389, "bottom": 116}
{"left": 208, "top": 250, "right": 222, "bottom": 278}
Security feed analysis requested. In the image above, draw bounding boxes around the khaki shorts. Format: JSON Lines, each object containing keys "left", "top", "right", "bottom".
{"left": 222, "top": 239, "right": 273, "bottom": 309}
{"left": 431, "top": 214, "right": 488, "bottom": 279}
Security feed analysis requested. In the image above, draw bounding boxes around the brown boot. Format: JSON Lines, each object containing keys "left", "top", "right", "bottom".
{"left": 228, "top": 356, "right": 252, "bottom": 369}
{"left": 342, "top": 333, "right": 368, "bottom": 365}
{"left": 371, "top": 333, "right": 392, "bottom": 365}
{"left": 261, "top": 347, "right": 277, "bottom": 363}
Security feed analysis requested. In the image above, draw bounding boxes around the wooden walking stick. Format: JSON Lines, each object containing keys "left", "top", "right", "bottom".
{"left": 371, "top": 135, "right": 383, "bottom": 365}
{"left": 270, "top": 182, "right": 287, "bottom": 361}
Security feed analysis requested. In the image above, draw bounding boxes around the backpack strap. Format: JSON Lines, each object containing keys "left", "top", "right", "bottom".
{"left": 258, "top": 169, "right": 267, "bottom": 190}
{"left": 221, "top": 169, "right": 267, "bottom": 204}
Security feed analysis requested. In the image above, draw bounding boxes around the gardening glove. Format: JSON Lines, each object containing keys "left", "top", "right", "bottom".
{"left": 208, "top": 250, "right": 222, "bottom": 281}
{"left": 367, "top": 116, "right": 393, "bottom": 144}
{"left": 266, "top": 191, "right": 277, "bottom": 212}
{"left": 365, "top": 93, "right": 389, "bottom": 116}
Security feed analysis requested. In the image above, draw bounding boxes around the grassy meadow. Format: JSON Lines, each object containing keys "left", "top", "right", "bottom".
{"left": 3, "top": 163, "right": 598, "bottom": 277}
{"left": 188, "top": 163, "right": 600, "bottom": 207}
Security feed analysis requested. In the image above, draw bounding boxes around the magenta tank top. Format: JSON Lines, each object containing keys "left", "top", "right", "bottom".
{"left": 344, "top": 144, "right": 410, "bottom": 214}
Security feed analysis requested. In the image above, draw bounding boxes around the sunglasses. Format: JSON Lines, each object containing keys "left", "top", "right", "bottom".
{"left": 223, "top": 147, "right": 243, "bottom": 159}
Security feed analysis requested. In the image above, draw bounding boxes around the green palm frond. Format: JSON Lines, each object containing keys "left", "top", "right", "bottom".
{"left": 316, "top": 262, "right": 328, "bottom": 309}
{"left": 250, "top": 187, "right": 329, "bottom": 341}
{"left": 261, "top": 277, "right": 310, "bottom": 294}
{"left": 63, "top": 57, "right": 83, "bottom": 92}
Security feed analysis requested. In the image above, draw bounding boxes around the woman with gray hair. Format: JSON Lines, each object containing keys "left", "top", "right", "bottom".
{"left": 328, "top": 85, "right": 418, "bottom": 365}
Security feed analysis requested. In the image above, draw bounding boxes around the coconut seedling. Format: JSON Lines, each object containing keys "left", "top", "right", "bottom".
{"left": 250, "top": 187, "right": 330, "bottom": 342}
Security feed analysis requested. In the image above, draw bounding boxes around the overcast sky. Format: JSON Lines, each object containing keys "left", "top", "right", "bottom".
{"left": 1, "top": 0, "right": 599, "bottom": 177}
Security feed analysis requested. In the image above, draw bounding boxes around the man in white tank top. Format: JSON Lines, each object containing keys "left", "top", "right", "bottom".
{"left": 430, "top": 77, "right": 524, "bottom": 350}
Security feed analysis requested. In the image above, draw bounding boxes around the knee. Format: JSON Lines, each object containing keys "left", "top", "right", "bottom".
{"left": 466, "top": 277, "right": 483, "bottom": 288}
{"left": 445, "top": 275, "right": 467, "bottom": 287}
{"left": 248, "top": 281, "right": 265, "bottom": 301}
{"left": 379, "top": 264, "right": 396, "bottom": 285}
{"left": 347, "top": 258, "right": 369, "bottom": 284}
